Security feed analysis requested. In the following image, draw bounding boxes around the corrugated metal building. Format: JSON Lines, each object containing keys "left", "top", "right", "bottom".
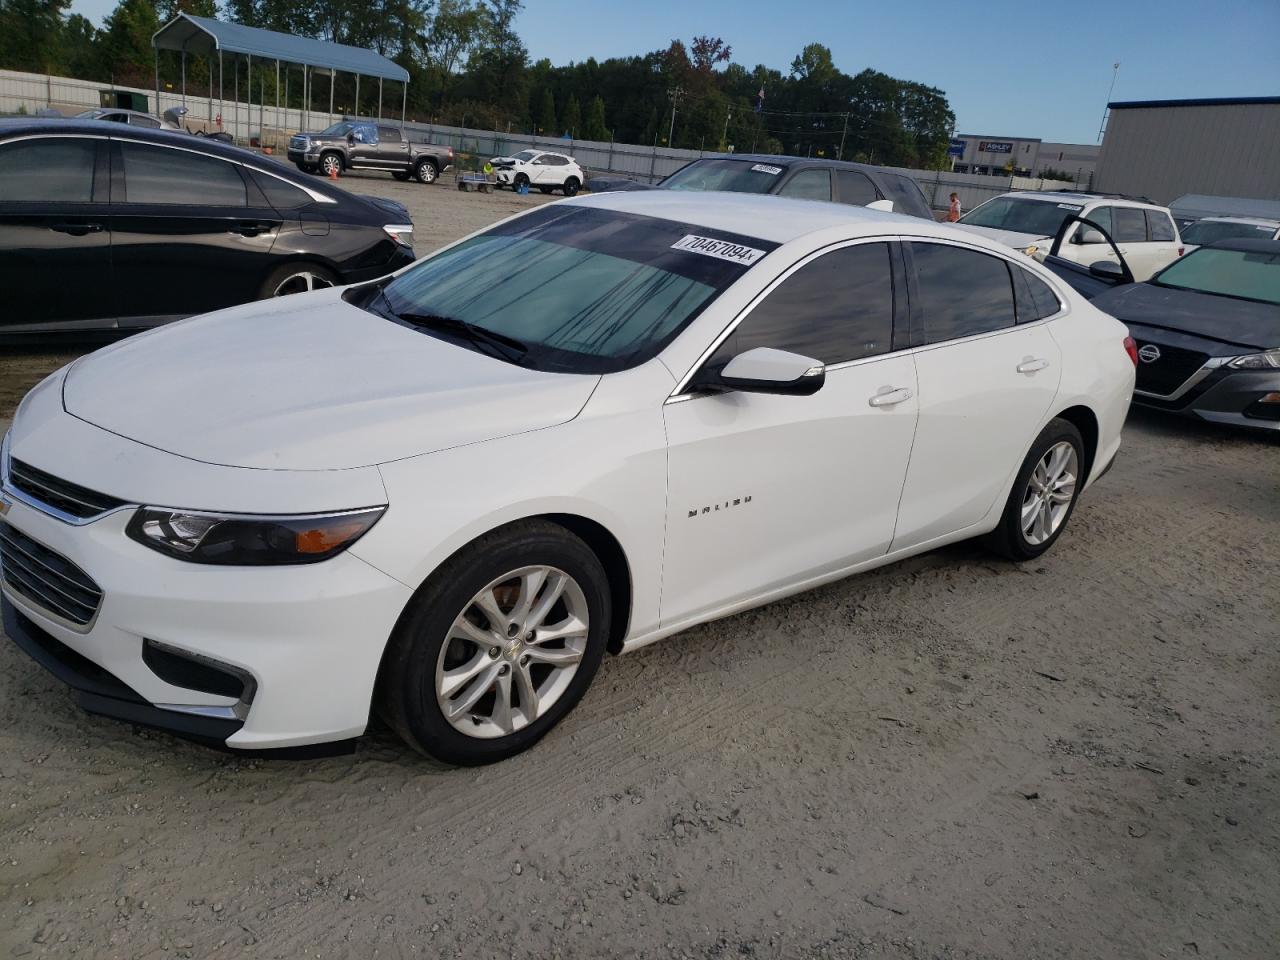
{"left": 1094, "top": 97, "right": 1280, "bottom": 204}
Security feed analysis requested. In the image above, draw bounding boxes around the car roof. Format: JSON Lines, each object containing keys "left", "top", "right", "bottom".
{"left": 1196, "top": 216, "right": 1280, "bottom": 228}
{"left": 564, "top": 189, "right": 971, "bottom": 246}
{"left": 692, "top": 153, "right": 903, "bottom": 178}
{"left": 998, "top": 190, "right": 1169, "bottom": 211}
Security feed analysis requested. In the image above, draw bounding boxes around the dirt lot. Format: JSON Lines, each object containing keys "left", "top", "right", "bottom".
{"left": 1, "top": 173, "right": 1278, "bottom": 960}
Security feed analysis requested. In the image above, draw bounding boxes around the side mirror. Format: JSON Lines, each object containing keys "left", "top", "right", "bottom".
{"left": 866, "top": 199, "right": 894, "bottom": 212}
{"left": 1088, "top": 260, "right": 1126, "bottom": 281}
{"left": 1075, "top": 227, "right": 1105, "bottom": 244}
{"left": 714, "top": 347, "right": 826, "bottom": 396}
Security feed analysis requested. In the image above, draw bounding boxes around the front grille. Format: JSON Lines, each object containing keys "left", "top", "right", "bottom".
{"left": 289, "top": 136, "right": 307, "bottom": 150}
{"left": 0, "top": 522, "right": 103, "bottom": 626}
{"left": 1133, "top": 341, "right": 1210, "bottom": 397}
{"left": 8, "top": 458, "right": 127, "bottom": 520}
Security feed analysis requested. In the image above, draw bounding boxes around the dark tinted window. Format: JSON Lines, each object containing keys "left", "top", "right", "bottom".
{"left": 1012, "top": 264, "right": 1061, "bottom": 323}
{"left": 1112, "top": 207, "right": 1147, "bottom": 243}
{"left": 704, "top": 243, "right": 895, "bottom": 368}
{"left": 778, "top": 168, "right": 831, "bottom": 202}
{"left": 836, "top": 170, "right": 879, "bottom": 206}
{"left": 249, "top": 169, "right": 312, "bottom": 209}
{"left": 1146, "top": 210, "right": 1175, "bottom": 241}
{"left": 912, "top": 243, "right": 1016, "bottom": 342}
{"left": 0, "top": 138, "right": 97, "bottom": 202}
{"left": 878, "top": 173, "right": 931, "bottom": 220}
{"left": 121, "top": 142, "right": 247, "bottom": 206}
{"left": 377, "top": 126, "right": 402, "bottom": 142}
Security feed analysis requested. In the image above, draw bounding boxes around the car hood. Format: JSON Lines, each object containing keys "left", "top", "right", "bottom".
{"left": 61, "top": 291, "right": 600, "bottom": 471}
{"left": 950, "top": 224, "right": 1047, "bottom": 248}
{"left": 1091, "top": 282, "right": 1279, "bottom": 351}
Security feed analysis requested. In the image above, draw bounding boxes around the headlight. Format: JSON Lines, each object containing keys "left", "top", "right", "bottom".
{"left": 382, "top": 224, "right": 414, "bottom": 247}
{"left": 126, "top": 507, "right": 385, "bottom": 565}
{"left": 1227, "top": 348, "right": 1280, "bottom": 369}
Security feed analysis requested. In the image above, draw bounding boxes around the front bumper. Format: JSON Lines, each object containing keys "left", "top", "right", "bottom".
{"left": 1133, "top": 366, "right": 1280, "bottom": 431}
{"left": 1, "top": 478, "right": 413, "bottom": 752}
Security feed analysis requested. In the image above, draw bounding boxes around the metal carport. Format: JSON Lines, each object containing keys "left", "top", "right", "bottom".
{"left": 152, "top": 14, "right": 410, "bottom": 142}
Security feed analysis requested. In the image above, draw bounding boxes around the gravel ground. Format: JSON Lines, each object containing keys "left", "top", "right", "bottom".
{"left": 1, "top": 173, "right": 1278, "bottom": 959}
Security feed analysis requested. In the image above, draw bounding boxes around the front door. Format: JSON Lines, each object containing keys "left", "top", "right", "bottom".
{"left": 662, "top": 241, "right": 919, "bottom": 626}
{"left": 108, "top": 139, "right": 282, "bottom": 323}
{"left": 891, "top": 240, "right": 1062, "bottom": 549}
{"left": 0, "top": 135, "right": 114, "bottom": 333}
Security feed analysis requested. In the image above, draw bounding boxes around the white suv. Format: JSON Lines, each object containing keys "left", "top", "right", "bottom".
{"left": 953, "top": 191, "right": 1183, "bottom": 281}
{"left": 490, "top": 149, "right": 584, "bottom": 195}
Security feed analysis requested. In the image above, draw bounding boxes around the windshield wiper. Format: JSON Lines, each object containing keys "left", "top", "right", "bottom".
{"left": 394, "top": 310, "right": 530, "bottom": 364}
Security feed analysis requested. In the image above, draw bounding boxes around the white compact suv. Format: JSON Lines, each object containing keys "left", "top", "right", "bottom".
{"left": 1, "top": 192, "right": 1136, "bottom": 765}
{"left": 953, "top": 191, "right": 1183, "bottom": 281}
{"left": 490, "top": 149, "right": 584, "bottom": 195}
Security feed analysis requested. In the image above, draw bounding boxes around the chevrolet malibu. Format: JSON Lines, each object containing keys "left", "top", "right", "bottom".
{"left": 0, "top": 192, "right": 1136, "bottom": 765}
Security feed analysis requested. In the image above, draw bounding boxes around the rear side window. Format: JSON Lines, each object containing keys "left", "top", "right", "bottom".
{"left": 1146, "top": 211, "right": 1175, "bottom": 242}
{"left": 705, "top": 242, "right": 895, "bottom": 367}
{"left": 249, "top": 169, "right": 312, "bottom": 210}
{"left": 377, "top": 127, "right": 402, "bottom": 142}
{"left": 1112, "top": 208, "right": 1147, "bottom": 243}
{"left": 912, "top": 243, "right": 1016, "bottom": 343}
{"left": 836, "top": 170, "right": 879, "bottom": 206}
{"left": 1012, "top": 264, "right": 1062, "bottom": 322}
{"left": 0, "top": 138, "right": 98, "bottom": 202}
{"left": 130, "top": 115, "right": 162, "bottom": 129}
{"left": 120, "top": 142, "right": 247, "bottom": 206}
{"left": 778, "top": 168, "right": 831, "bottom": 202}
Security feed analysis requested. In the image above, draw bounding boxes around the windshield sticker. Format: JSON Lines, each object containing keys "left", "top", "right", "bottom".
{"left": 1057, "top": 203, "right": 1084, "bottom": 211}
{"left": 750, "top": 163, "right": 783, "bottom": 175}
{"left": 670, "top": 235, "right": 767, "bottom": 266}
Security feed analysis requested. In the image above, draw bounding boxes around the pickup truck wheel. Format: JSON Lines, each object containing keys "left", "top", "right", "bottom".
{"left": 414, "top": 159, "right": 438, "bottom": 184}
{"left": 260, "top": 263, "right": 338, "bottom": 299}
{"left": 562, "top": 177, "right": 581, "bottom": 196}
{"left": 392, "top": 171, "right": 411, "bottom": 182}
{"left": 319, "top": 152, "right": 343, "bottom": 177}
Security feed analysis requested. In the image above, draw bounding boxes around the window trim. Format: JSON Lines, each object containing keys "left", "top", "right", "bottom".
{"left": 667, "top": 236, "right": 905, "bottom": 402}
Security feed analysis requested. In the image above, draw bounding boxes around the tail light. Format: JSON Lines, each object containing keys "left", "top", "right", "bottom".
{"left": 1177, "top": 246, "right": 1185, "bottom": 256}
{"left": 1123, "top": 336, "right": 1139, "bottom": 366}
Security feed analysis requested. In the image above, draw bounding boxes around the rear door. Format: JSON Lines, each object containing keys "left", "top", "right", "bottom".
{"left": 375, "top": 126, "right": 409, "bottom": 167}
{"left": 1110, "top": 206, "right": 1155, "bottom": 279}
{"left": 891, "top": 240, "right": 1062, "bottom": 549}
{"left": 109, "top": 138, "right": 283, "bottom": 323}
{"left": 0, "top": 134, "right": 114, "bottom": 332}
{"left": 834, "top": 169, "right": 881, "bottom": 207}
{"left": 1143, "top": 209, "right": 1181, "bottom": 274}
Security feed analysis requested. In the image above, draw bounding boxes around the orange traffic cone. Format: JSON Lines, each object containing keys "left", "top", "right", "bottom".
{"left": 327, "top": 165, "right": 339, "bottom": 180}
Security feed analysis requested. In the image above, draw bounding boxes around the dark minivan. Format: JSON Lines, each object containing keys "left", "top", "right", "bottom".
{"left": 0, "top": 119, "right": 417, "bottom": 340}
{"left": 586, "top": 154, "right": 934, "bottom": 221}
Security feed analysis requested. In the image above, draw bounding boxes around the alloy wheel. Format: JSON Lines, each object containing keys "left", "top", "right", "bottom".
{"left": 434, "top": 565, "right": 589, "bottom": 739}
{"left": 1021, "top": 441, "right": 1078, "bottom": 545}
{"left": 320, "top": 154, "right": 341, "bottom": 176}
{"left": 272, "top": 271, "right": 336, "bottom": 296}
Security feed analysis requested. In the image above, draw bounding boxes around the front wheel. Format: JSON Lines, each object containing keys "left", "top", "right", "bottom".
{"left": 319, "top": 152, "right": 343, "bottom": 178}
{"left": 378, "top": 520, "right": 611, "bottom": 766}
{"left": 986, "top": 418, "right": 1085, "bottom": 561}
{"left": 414, "top": 159, "right": 438, "bottom": 184}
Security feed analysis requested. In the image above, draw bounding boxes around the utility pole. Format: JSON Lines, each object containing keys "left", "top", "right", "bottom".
{"left": 667, "top": 87, "right": 683, "bottom": 147}
{"left": 722, "top": 105, "right": 732, "bottom": 150}
{"left": 838, "top": 112, "right": 849, "bottom": 161}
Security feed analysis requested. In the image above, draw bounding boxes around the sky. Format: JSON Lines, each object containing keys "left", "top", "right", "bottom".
{"left": 69, "top": 0, "right": 1280, "bottom": 145}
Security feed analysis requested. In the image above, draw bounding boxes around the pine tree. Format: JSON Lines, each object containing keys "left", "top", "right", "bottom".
{"left": 582, "top": 95, "right": 607, "bottom": 141}
{"left": 560, "top": 93, "right": 580, "bottom": 138}
{"left": 535, "top": 87, "right": 555, "bottom": 134}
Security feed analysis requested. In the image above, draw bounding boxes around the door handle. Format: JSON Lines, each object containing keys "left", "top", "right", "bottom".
{"left": 868, "top": 387, "right": 913, "bottom": 408}
{"left": 1017, "top": 358, "right": 1051, "bottom": 374}
{"left": 49, "top": 222, "right": 104, "bottom": 236}
{"left": 230, "top": 221, "right": 274, "bottom": 237}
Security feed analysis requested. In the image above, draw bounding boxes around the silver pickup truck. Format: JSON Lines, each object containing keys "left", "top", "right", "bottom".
{"left": 288, "top": 120, "right": 454, "bottom": 184}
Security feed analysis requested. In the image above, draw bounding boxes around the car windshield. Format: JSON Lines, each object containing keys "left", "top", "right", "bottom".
{"left": 319, "top": 122, "right": 355, "bottom": 136}
{"left": 374, "top": 205, "right": 775, "bottom": 374}
{"left": 661, "top": 159, "right": 789, "bottom": 194}
{"left": 959, "top": 196, "right": 1083, "bottom": 237}
{"left": 1182, "top": 220, "right": 1279, "bottom": 245}
{"left": 1151, "top": 246, "right": 1280, "bottom": 305}
{"left": 512, "top": 150, "right": 538, "bottom": 162}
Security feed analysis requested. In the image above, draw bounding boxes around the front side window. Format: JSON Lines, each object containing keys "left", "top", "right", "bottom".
{"left": 1152, "top": 247, "right": 1280, "bottom": 305}
{"left": 0, "top": 138, "right": 98, "bottom": 202}
{"left": 320, "top": 122, "right": 355, "bottom": 136}
{"left": 836, "top": 170, "right": 879, "bottom": 206}
{"left": 777, "top": 169, "right": 832, "bottom": 202}
{"left": 703, "top": 243, "right": 895, "bottom": 370}
{"left": 959, "top": 196, "right": 1081, "bottom": 237}
{"left": 1083, "top": 205, "right": 1113, "bottom": 237}
{"left": 120, "top": 142, "right": 247, "bottom": 206}
{"left": 375, "top": 205, "right": 777, "bottom": 374}
{"left": 1147, "top": 211, "right": 1176, "bottom": 242}
{"left": 661, "top": 158, "right": 789, "bottom": 194}
{"left": 1112, "top": 207, "right": 1147, "bottom": 243}
{"left": 512, "top": 150, "right": 539, "bottom": 162}
{"left": 912, "top": 243, "right": 1016, "bottom": 343}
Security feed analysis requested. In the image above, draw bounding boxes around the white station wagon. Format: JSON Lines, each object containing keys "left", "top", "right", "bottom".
{"left": 0, "top": 192, "right": 1135, "bottom": 765}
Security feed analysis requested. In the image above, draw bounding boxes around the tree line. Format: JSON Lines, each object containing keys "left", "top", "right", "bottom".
{"left": 0, "top": 0, "right": 956, "bottom": 167}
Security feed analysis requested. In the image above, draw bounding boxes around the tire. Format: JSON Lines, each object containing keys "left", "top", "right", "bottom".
{"left": 414, "top": 158, "right": 438, "bottom": 184}
{"left": 513, "top": 173, "right": 530, "bottom": 192}
{"left": 378, "top": 519, "right": 611, "bottom": 766}
{"left": 319, "top": 152, "right": 343, "bottom": 178}
{"left": 259, "top": 262, "right": 339, "bottom": 299}
{"left": 538, "top": 186, "right": 552, "bottom": 194}
{"left": 392, "top": 171, "right": 411, "bottom": 182}
{"left": 562, "top": 177, "right": 581, "bottom": 196}
{"left": 986, "top": 418, "right": 1086, "bottom": 561}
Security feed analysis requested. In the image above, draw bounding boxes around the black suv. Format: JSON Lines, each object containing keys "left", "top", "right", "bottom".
{"left": 586, "top": 154, "right": 933, "bottom": 220}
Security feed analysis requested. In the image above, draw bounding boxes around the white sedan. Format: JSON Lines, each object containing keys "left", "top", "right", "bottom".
{"left": 0, "top": 192, "right": 1136, "bottom": 765}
